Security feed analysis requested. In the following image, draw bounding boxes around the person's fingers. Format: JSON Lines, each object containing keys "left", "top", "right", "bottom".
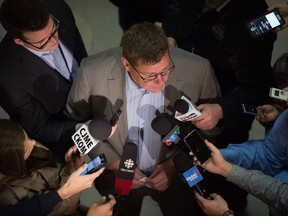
{"left": 99, "top": 196, "right": 107, "bottom": 204}
{"left": 209, "top": 193, "right": 218, "bottom": 199}
{"left": 74, "top": 163, "right": 88, "bottom": 175}
{"left": 204, "top": 139, "right": 216, "bottom": 151}
{"left": 107, "top": 194, "right": 116, "bottom": 207}
{"left": 90, "top": 167, "right": 105, "bottom": 179}
{"left": 267, "top": 5, "right": 275, "bottom": 11}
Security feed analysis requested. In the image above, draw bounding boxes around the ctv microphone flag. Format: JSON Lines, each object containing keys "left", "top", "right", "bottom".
{"left": 174, "top": 96, "right": 201, "bottom": 121}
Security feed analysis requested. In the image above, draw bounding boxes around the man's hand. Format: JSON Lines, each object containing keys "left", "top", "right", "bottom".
{"left": 256, "top": 104, "right": 279, "bottom": 123}
{"left": 65, "top": 145, "right": 85, "bottom": 172}
{"left": 131, "top": 168, "right": 146, "bottom": 189}
{"left": 194, "top": 191, "right": 230, "bottom": 216}
{"left": 192, "top": 104, "right": 223, "bottom": 130}
{"left": 87, "top": 194, "right": 116, "bottom": 216}
{"left": 146, "top": 160, "right": 176, "bottom": 191}
{"left": 268, "top": 3, "right": 288, "bottom": 32}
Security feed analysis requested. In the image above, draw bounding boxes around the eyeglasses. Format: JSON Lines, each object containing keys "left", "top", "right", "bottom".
{"left": 130, "top": 54, "right": 175, "bottom": 83}
{"left": 21, "top": 15, "right": 60, "bottom": 50}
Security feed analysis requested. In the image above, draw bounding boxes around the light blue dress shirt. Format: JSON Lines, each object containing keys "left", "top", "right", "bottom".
{"left": 25, "top": 40, "right": 78, "bottom": 81}
{"left": 125, "top": 72, "right": 165, "bottom": 174}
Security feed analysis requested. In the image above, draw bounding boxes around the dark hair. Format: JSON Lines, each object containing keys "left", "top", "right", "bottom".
{"left": 0, "top": 0, "right": 50, "bottom": 39}
{"left": 121, "top": 22, "right": 168, "bottom": 66}
{"left": 0, "top": 119, "right": 27, "bottom": 178}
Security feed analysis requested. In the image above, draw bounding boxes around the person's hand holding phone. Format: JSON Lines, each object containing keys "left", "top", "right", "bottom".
{"left": 65, "top": 145, "right": 85, "bottom": 173}
{"left": 194, "top": 191, "right": 230, "bottom": 216}
{"left": 255, "top": 104, "right": 279, "bottom": 123}
{"left": 268, "top": 3, "right": 288, "bottom": 32}
{"left": 87, "top": 194, "right": 116, "bottom": 216}
{"left": 58, "top": 164, "right": 105, "bottom": 200}
{"left": 192, "top": 140, "right": 232, "bottom": 178}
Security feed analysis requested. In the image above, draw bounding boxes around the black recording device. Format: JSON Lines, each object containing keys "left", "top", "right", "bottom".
{"left": 81, "top": 153, "right": 106, "bottom": 175}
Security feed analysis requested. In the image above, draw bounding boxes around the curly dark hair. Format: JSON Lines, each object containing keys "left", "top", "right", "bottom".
{"left": 0, "top": 0, "right": 50, "bottom": 39}
{"left": 121, "top": 22, "right": 168, "bottom": 66}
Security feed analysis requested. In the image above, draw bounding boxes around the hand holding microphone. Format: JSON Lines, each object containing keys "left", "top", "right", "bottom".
{"left": 72, "top": 109, "right": 122, "bottom": 155}
{"left": 192, "top": 104, "right": 223, "bottom": 130}
{"left": 174, "top": 96, "right": 222, "bottom": 130}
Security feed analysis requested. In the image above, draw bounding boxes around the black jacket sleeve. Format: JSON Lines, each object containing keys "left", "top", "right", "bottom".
{"left": 0, "top": 190, "right": 62, "bottom": 216}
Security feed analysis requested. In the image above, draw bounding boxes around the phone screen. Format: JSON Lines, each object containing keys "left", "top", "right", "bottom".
{"left": 183, "top": 130, "right": 211, "bottom": 164}
{"left": 246, "top": 10, "right": 285, "bottom": 38}
{"left": 81, "top": 154, "right": 106, "bottom": 175}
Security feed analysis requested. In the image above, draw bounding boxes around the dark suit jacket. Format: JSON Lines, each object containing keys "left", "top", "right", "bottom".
{"left": 66, "top": 47, "right": 220, "bottom": 167}
{"left": 163, "top": 0, "right": 276, "bottom": 146}
{"left": 0, "top": 0, "right": 87, "bottom": 149}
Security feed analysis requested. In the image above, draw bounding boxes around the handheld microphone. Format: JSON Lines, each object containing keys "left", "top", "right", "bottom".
{"left": 151, "top": 115, "right": 191, "bottom": 152}
{"left": 173, "top": 152, "right": 209, "bottom": 198}
{"left": 71, "top": 117, "right": 112, "bottom": 155}
{"left": 113, "top": 142, "right": 137, "bottom": 216}
{"left": 174, "top": 96, "right": 201, "bottom": 122}
{"left": 151, "top": 115, "right": 211, "bottom": 164}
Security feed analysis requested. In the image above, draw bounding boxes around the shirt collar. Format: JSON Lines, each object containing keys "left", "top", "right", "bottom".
{"left": 22, "top": 40, "right": 64, "bottom": 57}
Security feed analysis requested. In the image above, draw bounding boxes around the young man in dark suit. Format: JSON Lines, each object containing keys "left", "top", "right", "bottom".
{"left": 0, "top": 0, "right": 87, "bottom": 152}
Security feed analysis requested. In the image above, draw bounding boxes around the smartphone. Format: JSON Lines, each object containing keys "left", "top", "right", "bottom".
{"left": 269, "top": 87, "right": 288, "bottom": 101}
{"left": 241, "top": 104, "right": 263, "bottom": 116}
{"left": 110, "top": 109, "right": 122, "bottom": 126}
{"left": 183, "top": 129, "right": 211, "bottom": 164}
{"left": 81, "top": 153, "right": 106, "bottom": 175}
{"left": 246, "top": 10, "right": 285, "bottom": 38}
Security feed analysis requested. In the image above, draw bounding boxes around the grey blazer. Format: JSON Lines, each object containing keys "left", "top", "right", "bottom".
{"left": 66, "top": 47, "right": 220, "bottom": 166}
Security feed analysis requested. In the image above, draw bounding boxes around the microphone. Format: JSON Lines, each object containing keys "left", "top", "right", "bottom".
{"left": 113, "top": 142, "right": 137, "bottom": 216}
{"left": 151, "top": 115, "right": 211, "bottom": 164}
{"left": 71, "top": 117, "right": 112, "bottom": 155}
{"left": 174, "top": 96, "right": 201, "bottom": 122}
{"left": 151, "top": 115, "right": 192, "bottom": 152}
{"left": 173, "top": 152, "right": 209, "bottom": 198}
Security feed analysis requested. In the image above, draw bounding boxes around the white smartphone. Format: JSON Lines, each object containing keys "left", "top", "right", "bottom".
{"left": 246, "top": 10, "right": 285, "bottom": 38}
{"left": 241, "top": 104, "right": 263, "bottom": 116}
{"left": 269, "top": 87, "right": 288, "bottom": 101}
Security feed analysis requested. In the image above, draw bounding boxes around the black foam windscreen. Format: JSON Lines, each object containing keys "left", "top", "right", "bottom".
{"left": 173, "top": 152, "right": 192, "bottom": 173}
{"left": 174, "top": 99, "right": 189, "bottom": 114}
{"left": 116, "top": 142, "right": 137, "bottom": 180}
{"left": 88, "top": 117, "right": 112, "bottom": 141}
{"left": 151, "top": 115, "right": 172, "bottom": 136}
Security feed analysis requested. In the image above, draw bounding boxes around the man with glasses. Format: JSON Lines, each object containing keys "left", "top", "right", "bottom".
{"left": 66, "top": 22, "right": 220, "bottom": 216}
{"left": 0, "top": 0, "right": 87, "bottom": 154}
